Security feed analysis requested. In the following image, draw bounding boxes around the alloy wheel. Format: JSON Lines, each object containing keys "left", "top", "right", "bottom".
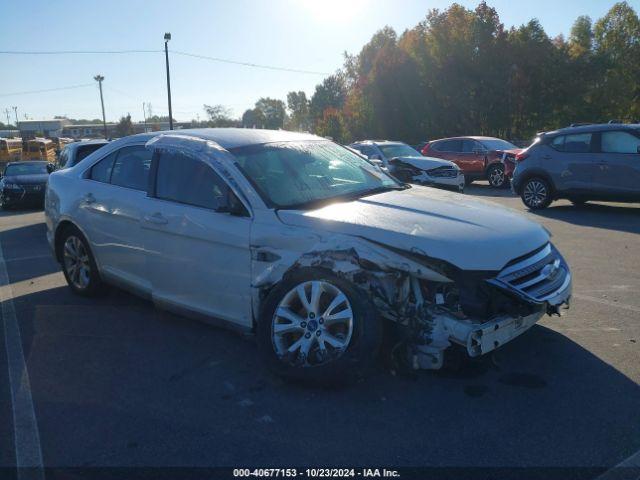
{"left": 272, "top": 280, "right": 354, "bottom": 367}
{"left": 488, "top": 165, "right": 505, "bottom": 187}
{"left": 63, "top": 235, "right": 91, "bottom": 290}
{"left": 523, "top": 179, "right": 548, "bottom": 208}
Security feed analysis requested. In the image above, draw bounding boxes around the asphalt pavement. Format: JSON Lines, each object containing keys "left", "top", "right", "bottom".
{"left": 0, "top": 185, "right": 638, "bottom": 478}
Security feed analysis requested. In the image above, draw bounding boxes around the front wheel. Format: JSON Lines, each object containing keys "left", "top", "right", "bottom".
{"left": 257, "top": 269, "right": 382, "bottom": 384}
{"left": 487, "top": 164, "right": 507, "bottom": 188}
{"left": 521, "top": 177, "right": 552, "bottom": 210}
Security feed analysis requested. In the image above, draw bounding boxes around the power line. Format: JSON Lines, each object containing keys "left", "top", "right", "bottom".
{"left": 171, "top": 51, "right": 330, "bottom": 75}
{"left": 0, "top": 83, "right": 95, "bottom": 97}
{"left": 0, "top": 49, "right": 330, "bottom": 75}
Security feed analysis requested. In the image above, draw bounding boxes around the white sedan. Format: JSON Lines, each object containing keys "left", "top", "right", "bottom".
{"left": 45, "top": 129, "right": 571, "bottom": 383}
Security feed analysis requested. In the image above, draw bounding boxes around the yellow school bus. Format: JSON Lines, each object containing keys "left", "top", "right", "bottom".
{"left": 0, "top": 138, "right": 23, "bottom": 168}
{"left": 25, "top": 138, "right": 56, "bottom": 161}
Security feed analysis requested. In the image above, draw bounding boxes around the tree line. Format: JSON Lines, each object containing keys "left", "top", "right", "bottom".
{"left": 199, "top": 1, "right": 640, "bottom": 145}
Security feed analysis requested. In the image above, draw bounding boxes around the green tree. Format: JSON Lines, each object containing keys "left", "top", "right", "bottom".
{"left": 310, "top": 75, "right": 347, "bottom": 124}
{"left": 255, "top": 98, "right": 287, "bottom": 129}
{"left": 315, "top": 108, "right": 350, "bottom": 143}
{"left": 286, "top": 91, "right": 310, "bottom": 131}
{"left": 593, "top": 2, "right": 640, "bottom": 120}
{"left": 242, "top": 108, "right": 265, "bottom": 128}
{"left": 115, "top": 114, "right": 134, "bottom": 137}
{"left": 203, "top": 104, "right": 239, "bottom": 127}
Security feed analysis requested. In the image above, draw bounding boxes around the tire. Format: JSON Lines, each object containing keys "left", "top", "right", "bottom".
{"left": 58, "top": 225, "right": 106, "bottom": 297}
{"left": 257, "top": 268, "right": 382, "bottom": 384}
{"left": 487, "top": 164, "right": 507, "bottom": 188}
{"left": 521, "top": 177, "right": 552, "bottom": 210}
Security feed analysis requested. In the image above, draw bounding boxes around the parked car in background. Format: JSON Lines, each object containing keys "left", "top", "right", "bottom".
{"left": 57, "top": 139, "right": 110, "bottom": 170}
{"left": 45, "top": 129, "right": 570, "bottom": 383}
{"left": 511, "top": 123, "right": 640, "bottom": 209}
{"left": 1, "top": 161, "right": 53, "bottom": 209}
{"left": 412, "top": 141, "right": 429, "bottom": 153}
{"left": 349, "top": 140, "right": 465, "bottom": 192}
{"left": 422, "top": 136, "right": 522, "bottom": 188}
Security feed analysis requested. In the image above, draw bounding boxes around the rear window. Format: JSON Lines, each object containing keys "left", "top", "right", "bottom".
{"left": 601, "top": 131, "right": 640, "bottom": 154}
{"left": 551, "top": 133, "right": 592, "bottom": 153}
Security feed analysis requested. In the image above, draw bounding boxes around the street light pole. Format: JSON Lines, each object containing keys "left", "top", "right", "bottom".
{"left": 12, "top": 106, "right": 18, "bottom": 129}
{"left": 164, "top": 32, "right": 173, "bottom": 130}
{"left": 94, "top": 75, "right": 107, "bottom": 138}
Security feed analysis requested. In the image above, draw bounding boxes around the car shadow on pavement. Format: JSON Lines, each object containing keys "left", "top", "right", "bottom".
{"left": 4, "top": 281, "right": 640, "bottom": 473}
{"left": 530, "top": 202, "right": 640, "bottom": 235}
{"left": 0, "top": 207, "right": 44, "bottom": 217}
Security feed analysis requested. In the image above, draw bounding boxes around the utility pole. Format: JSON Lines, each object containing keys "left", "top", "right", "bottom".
{"left": 94, "top": 75, "right": 107, "bottom": 138}
{"left": 12, "top": 106, "right": 18, "bottom": 128}
{"left": 3, "top": 108, "right": 10, "bottom": 127}
{"left": 164, "top": 32, "right": 173, "bottom": 130}
{"left": 142, "top": 102, "right": 148, "bottom": 132}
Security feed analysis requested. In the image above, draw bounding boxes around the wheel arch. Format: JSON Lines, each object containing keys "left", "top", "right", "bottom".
{"left": 53, "top": 219, "right": 90, "bottom": 263}
{"left": 514, "top": 169, "right": 556, "bottom": 196}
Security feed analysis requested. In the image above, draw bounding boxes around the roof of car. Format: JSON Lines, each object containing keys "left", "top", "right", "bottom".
{"left": 429, "top": 136, "right": 503, "bottom": 142}
{"left": 351, "top": 140, "right": 407, "bottom": 146}
{"left": 66, "top": 139, "right": 110, "bottom": 150}
{"left": 544, "top": 123, "right": 640, "bottom": 136}
{"left": 120, "top": 128, "right": 322, "bottom": 149}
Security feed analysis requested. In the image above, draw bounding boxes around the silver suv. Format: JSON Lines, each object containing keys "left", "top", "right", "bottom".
{"left": 511, "top": 123, "right": 640, "bottom": 209}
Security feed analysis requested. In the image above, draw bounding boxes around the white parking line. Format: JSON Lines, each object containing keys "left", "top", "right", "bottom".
{"left": 595, "top": 448, "right": 640, "bottom": 480}
{"left": 574, "top": 294, "right": 640, "bottom": 315}
{"left": 0, "top": 239, "right": 44, "bottom": 479}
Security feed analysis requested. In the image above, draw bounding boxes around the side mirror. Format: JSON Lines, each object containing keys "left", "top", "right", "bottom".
{"left": 46, "top": 163, "right": 55, "bottom": 173}
{"left": 216, "top": 189, "right": 248, "bottom": 217}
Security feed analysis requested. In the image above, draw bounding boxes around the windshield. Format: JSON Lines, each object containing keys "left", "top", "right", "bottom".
{"left": 378, "top": 143, "right": 421, "bottom": 158}
{"left": 479, "top": 139, "right": 518, "bottom": 151}
{"left": 230, "top": 141, "right": 402, "bottom": 209}
{"left": 4, "top": 163, "right": 48, "bottom": 176}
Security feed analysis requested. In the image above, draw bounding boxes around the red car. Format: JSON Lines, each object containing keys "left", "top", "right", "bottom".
{"left": 421, "top": 136, "right": 522, "bottom": 188}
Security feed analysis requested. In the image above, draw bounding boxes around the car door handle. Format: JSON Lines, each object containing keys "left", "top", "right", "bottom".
{"left": 144, "top": 213, "right": 168, "bottom": 225}
{"left": 83, "top": 193, "right": 96, "bottom": 204}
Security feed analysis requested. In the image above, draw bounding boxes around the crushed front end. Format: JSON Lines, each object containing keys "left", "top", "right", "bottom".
{"left": 380, "top": 242, "right": 571, "bottom": 370}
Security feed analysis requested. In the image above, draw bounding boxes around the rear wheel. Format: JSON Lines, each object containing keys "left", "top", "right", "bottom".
{"left": 58, "top": 226, "right": 106, "bottom": 296}
{"left": 257, "top": 269, "right": 382, "bottom": 384}
{"left": 521, "top": 177, "right": 552, "bottom": 210}
{"left": 487, "top": 164, "right": 507, "bottom": 188}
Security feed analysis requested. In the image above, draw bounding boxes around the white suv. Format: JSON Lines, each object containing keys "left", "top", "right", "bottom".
{"left": 45, "top": 129, "right": 571, "bottom": 383}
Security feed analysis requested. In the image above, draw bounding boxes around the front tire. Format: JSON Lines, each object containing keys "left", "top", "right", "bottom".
{"left": 521, "top": 177, "right": 552, "bottom": 210}
{"left": 487, "top": 164, "right": 507, "bottom": 188}
{"left": 58, "top": 226, "right": 106, "bottom": 296}
{"left": 257, "top": 268, "right": 382, "bottom": 384}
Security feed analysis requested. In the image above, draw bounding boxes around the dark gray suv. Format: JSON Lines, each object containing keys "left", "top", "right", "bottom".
{"left": 511, "top": 123, "right": 640, "bottom": 209}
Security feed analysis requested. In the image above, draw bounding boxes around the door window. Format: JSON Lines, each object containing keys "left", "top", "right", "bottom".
{"left": 437, "top": 139, "right": 463, "bottom": 152}
{"left": 89, "top": 151, "right": 117, "bottom": 183}
{"left": 601, "top": 131, "right": 640, "bottom": 154}
{"left": 155, "top": 151, "right": 230, "bottom": 210}
{"left": 110, "top": 146, "right": 152, "bottom": 191}
{"left": 462, "top": 140, "right": 480, "bottom": 153}
{"left": 551, "top": 134, "right": 592, "bottom": 153}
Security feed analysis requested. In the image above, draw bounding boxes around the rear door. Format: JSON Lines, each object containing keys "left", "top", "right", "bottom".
{"left": 547, "top": 133, "right": 598, "bottom": 193}
{"left": 597, "top": 130, "right": 640, "bottom": 197}
{"left": 79, "top": 144, "right": 152, "bottom": 291}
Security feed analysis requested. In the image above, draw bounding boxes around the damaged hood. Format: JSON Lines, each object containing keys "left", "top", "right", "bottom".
{"left": 277, "top": 186, "right": 548, "bottom": 271}
{"left": 391, "top": 156, "right": 457, "bottom": 171}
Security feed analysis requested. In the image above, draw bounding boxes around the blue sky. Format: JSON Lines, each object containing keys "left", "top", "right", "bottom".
{"left": 1, "top": 0, "right": 637, "bottom": 123}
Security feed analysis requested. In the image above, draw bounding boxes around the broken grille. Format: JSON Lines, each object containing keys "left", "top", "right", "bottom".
{"left": 427, "top": 166, "right": 459, "bottom": 178}
{"left": 493, "top": 243, "right": 569, "bottom": 302}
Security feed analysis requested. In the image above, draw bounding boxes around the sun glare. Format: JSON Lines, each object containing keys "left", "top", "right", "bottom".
{"left": 297, "top": 0, "right": 369, "bottom": 22}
